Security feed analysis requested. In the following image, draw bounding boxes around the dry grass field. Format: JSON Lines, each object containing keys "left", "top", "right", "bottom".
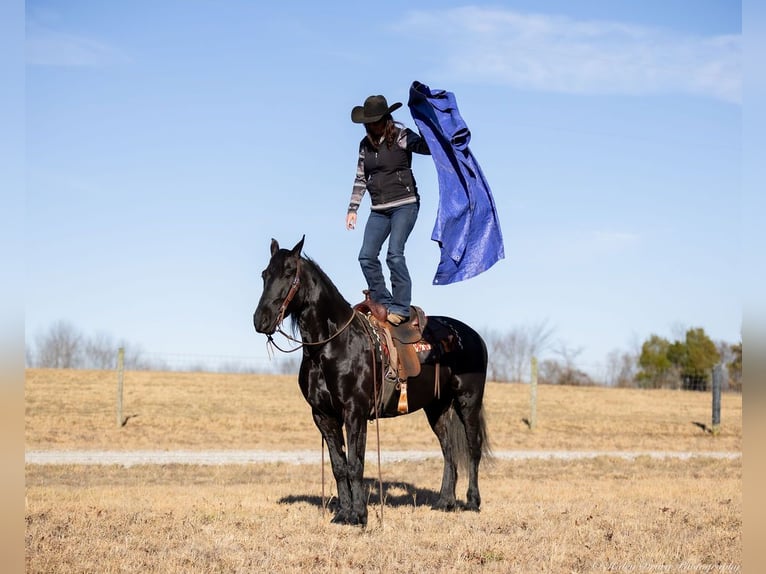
{"left": 25, "top": 369, "right": 742, "bottom": 573}
{"left": 25, "top": 369, "right": 741, "bottom": 452}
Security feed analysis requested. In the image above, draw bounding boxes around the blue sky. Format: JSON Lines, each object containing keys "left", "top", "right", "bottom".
{"left": 24, "top": 0, "right": 742, "bottom": 376}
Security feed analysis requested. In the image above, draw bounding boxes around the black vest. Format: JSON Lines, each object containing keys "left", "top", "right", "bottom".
{"left": 362, "top": 133, "right": 419, "bottom": 208}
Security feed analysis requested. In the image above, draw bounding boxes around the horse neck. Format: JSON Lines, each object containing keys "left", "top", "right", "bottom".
{"left": 293, "top": 260, "right": 353, "bottom": 340}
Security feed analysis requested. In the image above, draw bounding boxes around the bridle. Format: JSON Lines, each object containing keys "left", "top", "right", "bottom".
{"left": 271, "top": 258, "right": 302, "bottom": 332}
{"left": 265, "top": 257, "right": 357, "bottom": 353}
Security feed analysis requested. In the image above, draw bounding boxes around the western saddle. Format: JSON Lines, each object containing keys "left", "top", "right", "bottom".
{"left": 353, "top": 290, "right": 430, "bottom": 415}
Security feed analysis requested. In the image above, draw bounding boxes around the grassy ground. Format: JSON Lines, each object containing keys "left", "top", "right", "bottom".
{"left": 25, "top": 369, "right": 742, "bottom": 573}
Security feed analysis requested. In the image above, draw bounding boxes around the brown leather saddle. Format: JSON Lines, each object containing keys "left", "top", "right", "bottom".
{"left": 353, "top": 291, "right": 429, "bottom": 414}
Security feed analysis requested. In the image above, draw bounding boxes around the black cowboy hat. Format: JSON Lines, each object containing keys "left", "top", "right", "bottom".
{"left": 351, "top": 95, "right": 403, "bottom": 124}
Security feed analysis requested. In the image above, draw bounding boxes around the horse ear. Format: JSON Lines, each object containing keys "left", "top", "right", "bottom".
{"left": 270, "top": 238, "right": 280, "bottom": 256}
{"left": 291, "top": 235, "right": 305, "bottom": 257}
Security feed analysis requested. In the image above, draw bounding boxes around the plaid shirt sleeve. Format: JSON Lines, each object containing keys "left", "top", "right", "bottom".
{"left": 348, "top": 144, "right": 366, "bottom": 213}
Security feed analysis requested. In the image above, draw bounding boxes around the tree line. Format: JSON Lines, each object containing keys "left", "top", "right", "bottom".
{"left": 476, "top": 321, "right": 739, "bottom": 390}
{"left": 25, "top": 320, "right": 297, "bottom": 374}
{"left": 26, "top": 320, "right": 156, "bottom": 371}
{"left": 26, "top": 320, "right": 741, "bottom": 391}
{"left": 635, "top": 328, "right": 741, "bottom": 391}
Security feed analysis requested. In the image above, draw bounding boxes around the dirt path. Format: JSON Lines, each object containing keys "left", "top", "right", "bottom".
{"left": 25, "top": 449, "right": 741, "bottom": 467}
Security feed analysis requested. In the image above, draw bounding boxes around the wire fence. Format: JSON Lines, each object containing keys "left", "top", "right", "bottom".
{"left": 25, "top": 346, "right": 300, "bottom": 375}
{"left": 138, "top": 352, "right": 299, "bottom": 374}
{"left": 28, "top": 322, "right": 740, "bottom": 388}
{"left": 26, "top": 344, "right": 741, "bottom": 391}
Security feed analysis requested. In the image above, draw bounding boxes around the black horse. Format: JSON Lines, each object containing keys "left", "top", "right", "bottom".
{"left": 253, "top": 237, "right": 490, "bottom": 526}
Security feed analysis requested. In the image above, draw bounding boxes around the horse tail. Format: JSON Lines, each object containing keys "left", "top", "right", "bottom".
{"left": 446, "top": 403, "right": 492, "bottom": 472}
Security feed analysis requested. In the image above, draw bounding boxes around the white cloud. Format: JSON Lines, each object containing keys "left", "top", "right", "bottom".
{"left": 400, "top": 7, "right": 740, "bottom": 104}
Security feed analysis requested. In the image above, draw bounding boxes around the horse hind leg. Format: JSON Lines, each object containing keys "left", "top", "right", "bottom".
{"left": 453, "top": 382, "right": 489, "bottom": 512}
{"left": 424, "top": 402, "right": 458, "bottom": 511}
{"left": 463, "top": 415, "right": 484, "bottom": 512}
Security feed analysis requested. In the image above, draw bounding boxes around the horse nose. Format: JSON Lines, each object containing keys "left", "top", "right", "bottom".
{"left": 253, "top": 308, "right": 272, "bottom": 334}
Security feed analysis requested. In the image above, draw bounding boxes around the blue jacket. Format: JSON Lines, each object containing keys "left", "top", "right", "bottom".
{"left": 407, "top": 81, "right": 505, "bottom": 285}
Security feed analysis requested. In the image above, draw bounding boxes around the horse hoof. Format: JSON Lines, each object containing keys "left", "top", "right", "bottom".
{"left": 432, "top": 499, "right": 457, "bottom": 512}
{"left": 331, "top": 511, "right": 351, "bottom": 524}
{"left": 331, "top": 511, "right": 367, "bottom": 526}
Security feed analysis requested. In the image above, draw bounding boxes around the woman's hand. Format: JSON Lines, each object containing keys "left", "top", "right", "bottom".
{"left": 346, "top": 212, "right": 357, "bottom": 230}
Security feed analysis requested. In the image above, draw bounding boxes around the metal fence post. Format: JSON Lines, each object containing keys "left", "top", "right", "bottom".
{"left": 117, "top": 347, "right": 125, "bottom": 427}
{"left": 530, "top": 356, "right": 538, "bottom": 430}
{"left": 711, "top": 363, "right": 723, "bottom": 436}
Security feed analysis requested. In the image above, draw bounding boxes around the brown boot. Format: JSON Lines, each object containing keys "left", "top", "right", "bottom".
{"left": 387, "top": 313, "right": 407, "bottom": 326}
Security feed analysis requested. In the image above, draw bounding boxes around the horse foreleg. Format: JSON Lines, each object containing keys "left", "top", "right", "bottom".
{"left": 343, "top": 413, "right": 369, "bottom": 526}
{"left": 424, "top": 402, "right": 458, "bottom": 511}
{"left": 312, "top": 412, "right": 353, "bottom": 523}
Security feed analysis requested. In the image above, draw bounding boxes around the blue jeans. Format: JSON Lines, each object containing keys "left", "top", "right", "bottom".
{"left": 358, "top": 203, "right": 419, "bottom": 317}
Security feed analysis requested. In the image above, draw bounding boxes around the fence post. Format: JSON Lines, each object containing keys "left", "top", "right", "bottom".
{"left": 529, "top": 356, "right": 538, "bottom": 430}
{"left": 117, "top": 347, "right": 125, "bottom": 428}
{"left": 711, "top": 363, "right": 723, "bottom": 436}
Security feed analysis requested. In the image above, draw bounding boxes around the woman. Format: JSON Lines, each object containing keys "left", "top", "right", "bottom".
{"left": 346, "top": 94, "right": 430, "bottom": 325}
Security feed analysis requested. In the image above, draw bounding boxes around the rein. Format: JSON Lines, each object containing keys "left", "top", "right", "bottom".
{"left": 266, "top": 311, "right": 358, "bottom": 354}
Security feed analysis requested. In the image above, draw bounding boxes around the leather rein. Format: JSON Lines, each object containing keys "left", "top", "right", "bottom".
{"left": 266, "top": 258, "right": 357, "bottom": 353}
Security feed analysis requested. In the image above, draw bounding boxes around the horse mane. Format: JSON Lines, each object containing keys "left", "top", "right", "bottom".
{"left": 304, "top": 256, "right": 351, "bottom": 304}
{"left": 287, "top": 255, "right": 353, "bottom": 335}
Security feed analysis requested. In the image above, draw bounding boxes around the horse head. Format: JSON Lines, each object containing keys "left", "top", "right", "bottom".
{"left": 253, "top": 236, "right": 305, "bottom": 335}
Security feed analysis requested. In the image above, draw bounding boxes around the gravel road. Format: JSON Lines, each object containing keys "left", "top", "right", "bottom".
{"left": 25, "top": 450, "right": 741, "bottom": 467}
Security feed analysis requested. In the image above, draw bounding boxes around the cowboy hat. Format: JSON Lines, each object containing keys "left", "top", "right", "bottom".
{"left": 351, "top": 95, "right": 402, "bottom": 124}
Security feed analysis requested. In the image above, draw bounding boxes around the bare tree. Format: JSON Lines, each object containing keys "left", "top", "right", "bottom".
{"left": 539, "top": 342, "right": 595, "bottom": 386}
{"left": 486, "top": 320, "right": 555, "bottom": 382}
{"left": 604, "top": 348, "right": 638, "bottom": 387}
{"left": 122, "top": 346, "right": 166, "bottom": 371}
{"left": 34, "top": 320, "right": 84, "bottom": 368}
{"left": 83, "top": 331, "right": 117, "bottom": 369}
{"left": 485, "top": 330, "right": 507, "bottom": 382}
{"left": 28, "top": 319, "right": 165, "bottom": 371}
